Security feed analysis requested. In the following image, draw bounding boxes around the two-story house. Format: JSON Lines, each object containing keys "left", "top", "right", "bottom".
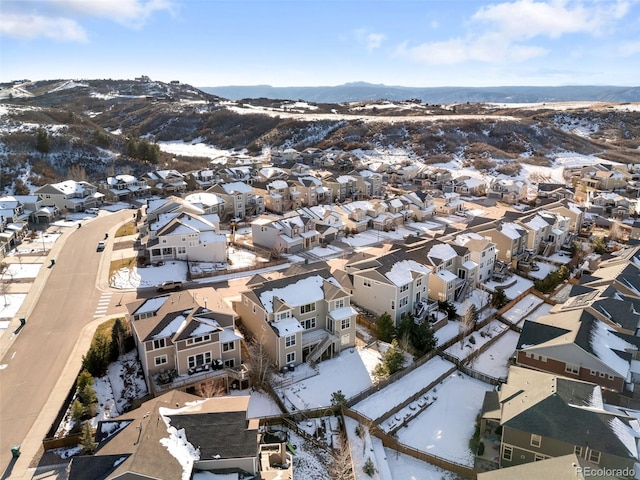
{"left": 254, "top": 180, "right": 301, "bottom": 214}
{"left": 34, "top": 180, "right": 104, "bottom": 212}
{"left": 208, "top": 182, "right": 265, "bottom": 221}
{"left": 251, "top": 213, "right": 319, "bottom": 254}
{"left": 454, "top": 232, "right": 498, "bottom": 283}
{"left": 293, "top": 176, "right": 331, "bottom": 207}
{"left": 234, "top": 267, "right": 357, "bottom": 369}
{"left": 126, "top": 288, "right": 244, "bottom": 395}
{"left": 487, "top": 179, "right": 527, "bottom": 204}
{"left": 142, "top": 169, "right": 188, "bottom": 196}
{"left": 98, "top": 174, "right": 151, "bottom": 203}
{"left": 480, "top": 221, "right": 529, "bottom": 265}
{"left": 481, "top": 366, "right": 638, "bottom": 476}
{"left": 185, "top": 169, "right": 218, "bottom": 191}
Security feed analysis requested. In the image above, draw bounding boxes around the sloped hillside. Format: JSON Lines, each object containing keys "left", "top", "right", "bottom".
{"left": 0, "top": 78, "right": 639, "bottom": 193}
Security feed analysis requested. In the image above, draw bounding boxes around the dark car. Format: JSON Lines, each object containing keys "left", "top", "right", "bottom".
{"left": 96, "top": 241, "right": 106, "bottom": 252}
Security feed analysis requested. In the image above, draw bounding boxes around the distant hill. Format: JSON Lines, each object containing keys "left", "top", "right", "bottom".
{"left": 200, "top": 82, "right": 640, "bottom": 103}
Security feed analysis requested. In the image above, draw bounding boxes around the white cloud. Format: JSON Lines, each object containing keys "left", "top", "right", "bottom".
{"left": 355, "top": 28, "right": 386, "bottom": 52}
{"left": 0, "top": 0, "right": 174, "bottom": 41}
{"left": 0, "top": 13, "right": 87, "bottom": 42}
{"left": 396, "top": 0, "right": 633, "bottom": 65}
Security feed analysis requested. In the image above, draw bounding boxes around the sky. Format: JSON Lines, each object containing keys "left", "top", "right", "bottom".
{"left": 1, "top": 0, "right": 639, "bottom": 88}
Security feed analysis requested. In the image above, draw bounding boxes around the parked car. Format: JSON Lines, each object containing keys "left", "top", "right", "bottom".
{"left": 96, "top": 241, "right": 106, "bottom": 252}
{"left": 85, "top": 207, "right": 100, "bottom": 215}
{"left": 156, "top": 281, "right": 183, "bottom": 292}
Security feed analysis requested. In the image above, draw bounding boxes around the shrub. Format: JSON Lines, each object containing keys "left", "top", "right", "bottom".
{"left": 363, "top": 457, "right": 376, "bottom": 476}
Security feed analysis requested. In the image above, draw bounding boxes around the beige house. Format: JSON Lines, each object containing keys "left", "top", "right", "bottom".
{"left": 98, "top": 174, "right": 151, "bottom": 203}
{"left": 208, "top": 181, "right": 265, "bottom": 220}
{"left": 251, "top": 212, "right": 319, "bottom": 254}
{"left": 292, "top": 176, "right": 332, "bottom": 206}
{"left": 126, "top": 289, "right": 244, "bottom": 394}
{"left": 253, "top": 179, "right": 302, "bottom": 214}
{"left": 345, "top": 248, "right": 434, "bottom": 326}
{"left": 454, "top": 232, "right": 498, "bottom": 284}
{"left": 34, "top": 180, "right": 104, "bottom": 212}
{"left": 481, "top": 221, "right": 529, "bottom": 264}
{"left": 487, "top": 178, "right": 527, "bottom": 204}
{"left": 234, "top": 267, "right": 357, "bottom": 369}
{"left": 142, "top": 169, "right": 188, "bottom": 196}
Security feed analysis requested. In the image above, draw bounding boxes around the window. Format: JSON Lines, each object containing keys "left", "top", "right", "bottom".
{"left": 153, "top": 339, "right": 166, "bottom": 350}
{"left": 588, "top": 450, "right": 600, "bottom": 464}
{"left": 590, "top": 369, "right": 597, "bottom": 376}
{"left": 341, "top": 318, "right": 351, "bottom": 330}
{"left": 300, "top": 303, "right": 316, "bottom": 314}
{"left": 154, "top": 355, "right": 168, "bottom": 366}
{"left": 186, "top": 334, "right": 211, "bottom": 346}
{"left": 399, "top": 297, "right": 408, "bottom": 308}
{"left": 341, "top": 333, "right": 350, "bottom": 345}
{"left": 285, "top": 335, "right": 296, "bottom": 347}
{"left": 400, "top": 284, "right": 409, "bottom": 293}
{"left": 224, "top": 358, "right": 235, "bottom": 368}
{"left": 599, "top": 372, "right": 605, "bottom": 378}
{"left": 286, "top": 352, "right": 295, "bottom": 364}
{"left": 565, "top": 364, "right": 579, "bottom": 375}
{"left": 188, "top": 352, "right": 211, "bottom": 369}
{"left": 530, "top": 434, "right": 541, "bottom": 448}
{"left": 391, "top": 300, "right": 395, "bottom": 310}
{"left": 540, "top": 355, "right": 547, "bottom": 362}
{"left": 534, "top": 454, "right": 546, "bottom": 462}
{"left": 502, "top": 445, "right": 512, "bottom": 461}
{"left": 302, "top": 318, "right": 316, "bottom": 330}
{"left": 363, "top": 279, "right": 371, "bottom": 287}
{"left": 333, "top": 299, "right": 345, "bottom": 310}
{"left": 177, "top": 246, "right": 186, "bottom": 254}
{"left": 416, "top": 278, "right": 422, "bottom": 287}
{"left": 222, "top": 342, "right": 235, "bottom": 352}
{"left": 574, "top": 446, "right": 583, "bottom": 457}
{"left": 608, "top": 374, "right": 614, "bottom": 380}
{"left": 276, "top": 311, "right": 291, "bottom": 321}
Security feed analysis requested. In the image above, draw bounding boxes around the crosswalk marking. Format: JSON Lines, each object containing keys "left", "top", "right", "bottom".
{"left": 94, "top": 292, "right": 113, "bottom": 318}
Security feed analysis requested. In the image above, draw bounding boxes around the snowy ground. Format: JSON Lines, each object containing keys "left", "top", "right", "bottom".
{"left": 395, "top": 372, "right": 492, "bottom": 467}
{"left": 275, "top": 347, "right": 380, "bottom": 411}
{"left": 436, "top": 320, "right": 464, "bottom": 346}
{"left": 484, "top": 274, "right": 534, "bottom": 300}
{"left": 519, "top": 302, "right": 555, "bottom": 325}
{"left": 110, "top": 261, "right": 189, "bottom": 289}
{"left": 468, "top": 330, "right": 519, "bottom": 378}
{"left": 0, "top": 262, "right": 42, "bottom": 279}
{"left": 306, "top": 244, "right": 344, "bottom": 258}
{"left": 0, "top": 293, "right": 27, "bottom": 323}
{"left": 501, "top": 293, "right": 544, "bottom": 324}
{"left": 353, "top": 356, "right": 454, "bottom": 421}
{"left": 445, "top": 320, "right": 509, "bottom": 361}
{"left": 528, "top": 261, "right": 557, "bottom": 280}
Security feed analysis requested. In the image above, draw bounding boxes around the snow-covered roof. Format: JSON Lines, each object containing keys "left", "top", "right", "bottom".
{"left": 385, "top": 259, "right": 431, "bottom": 287}
{"left": 134, "top": 297, "right": 170, "bottom": 316}
{"left": 221, "top": 181, "right": 252, "bottom": 194}
{"left": 272, "top": 317, "right": 304, "bottom": 336}
{"left": 427, "top": 243, "right": 457, "bottom": 261}
{"left": 259, "top": 275, "right": 332, "bottom": 313}
{"left": 329, "top": 305, "right": 358, "bottom": 320}
{"left": 589, "top": 320, "right": 636, "bottom": 377}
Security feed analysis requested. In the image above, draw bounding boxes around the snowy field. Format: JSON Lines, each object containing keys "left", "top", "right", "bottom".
{"left": 469, "top": 330, "right": 519, "bottom": 378}
{"left": 0, "top": 262, "right": 42, "bottom": 279}
{"left": 484, "top": 274, "right": 534, "bottom": 300}
{"left": 445, "top": 320, "right": 509, "bottom": 361}
{"left": 110, "top": 261, "right": 189, "bottom": 289}
{"left": 520, "top": 302, "right": 555, "bottom": 325}
{"left": 306, "top": 244, "right": 344, "bottom": 258}
{"left": 275, "top": 347, "right": 380, "bottom": 411}
{"left": 353, "top": 356, "right": 455, "bottom": 421}
{"left": 435, "top": 320, "right": 464, "bottom": 346}
{"left": 528, "top": 261, "right": 557, "bottom": 280}
{"left": 501, "top": 293, "right": 544, "bottom": 323}
{"left": 0, "top": 294, "right": 26, "bottom": 321}
{"left": 396, "top": 372, "right": 492, "bottom": 467}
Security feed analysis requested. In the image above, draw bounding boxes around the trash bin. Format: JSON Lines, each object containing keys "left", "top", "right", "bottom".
{"left": 10, "top": 445, "right": 20, "bottom": 458}
{"left": 19, "top": 318, "right": 25, "bottom": 327}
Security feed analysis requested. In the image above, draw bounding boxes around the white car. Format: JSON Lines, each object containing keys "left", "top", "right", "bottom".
{"left": 85, "top": 207, "right": 100, "bottom": 215}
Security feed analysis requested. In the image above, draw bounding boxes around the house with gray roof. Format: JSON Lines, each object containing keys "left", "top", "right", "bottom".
{"left": 126, "top": 288, "right": 244, "bottom": 395}
{"left": 481, "top": 366, "right": 639, "bottom": 477}
{"left": 233, "top": 266, "right": 356, "bottom": 369}
{"left": 34, "top": 179, "right": 104, "bottom": 212}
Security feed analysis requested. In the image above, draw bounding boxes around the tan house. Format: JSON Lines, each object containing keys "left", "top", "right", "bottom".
{"left": 126, "top": 289, "right": 245, "bottom": 394}
{"left": 207, "top": 181, "right": 265, "bottom": 221}
{"left": 234, "top": 267, "right": 357, "bottom": 369}
{"left": 98, "top": 174, "right": 151, "bottom": 202}
{"left": 142, "top": 169, "right": 188, "bottom": 196}
{"left": 481, "top": 366, "right": 638, "bottom": 476}
{"left": 68, "top": 391, "right": 293, "bottom": 480}
{"left": 251, "top": 212, "right": 319, "bottom": 254}
{"left": 34, "top": 180, "right": 104, "bottom": 212}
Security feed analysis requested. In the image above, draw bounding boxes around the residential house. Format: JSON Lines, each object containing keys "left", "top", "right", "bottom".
{"left": 183, "top": 192, "right": 226, "bottom": 218}
{"left": 400, "top": 191, "right": 435, "bottom": 221}
{"left": 416, "top": 168, "right": 453, "bottom": 190}
{"left": 481, "top": 366, "right": 638, "bottom": 476}
{"left": 257, "top": 166, "right": 288, "bottom": 182}
{"left": 520, "top": 210, "right": 570, "bottom": 257}
{"left": 34, "top": 180, "right": 104, "bottom": 213}
{"left": 477, "top": 454, "right": 613, "bottom": 480}
{"left": 296, "top": 205, "right": 344, "bottom": 243}
{"left": 487, "top": 179, "right": 527, "bottom": 204}
{"left": 142, "top": 169, "right": 187, "bottom": 196}
{"left": 546, "top": 199, "right": 585, "bottom": 234}
{"left": 291, "top": 176, "right": 330, "bottom": 207}
{"left": 0, "top": 197, "right": 29, "bottom": 250}
{"left": 454, "top": 232, "right": 498, "bottom": 283}
{"left": 353, "top": 169, "right": 383, "bottom": 198}
{"left": 253, "top": 179, "right": 301, "bottom": 214}
{"left": 145, "top": 211, "right": 225, "bottom": 263}
{"left": 67, "top": 391, "right": 292, "bottom": 480}
{"left": 185, "top": 169, "right": 218, "bottom": 190}
{"left": 434, "top": 192, "right": 466, "bottom": 216}
{"left": 251, "top": 212, "right": 319, "bottom": 254}
{"left": 345, "top": 248, "right": 435, "bottom": 326}
{"left": 98, "top": 174, "right": 150, "bottom": 203}
{"left": 515, "top": 309, "right": 640, "bottom": 396}
{"left": 589, "top": 192, "right": 630, "bottom": 219}
{"left": 481, "top": 221, "right": 529, "bottom": 265}
{"left": 536, "top": 183, "right": 575, "bottom": 203}
{"left": 207, "top": 181, "right": 265, "bottom": 221}
{"left": 233, "top": 267, "right": 357, "bottom": 369}
{"left": 126, "top": 288, "right": 244, "bottom": 394}
{"left": 143, "top": 195, "right": 208, "bottom": 227}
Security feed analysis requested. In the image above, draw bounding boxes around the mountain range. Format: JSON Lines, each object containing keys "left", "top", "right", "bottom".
{"left": 200, "top": 82, "right": 640, "bottom": 104}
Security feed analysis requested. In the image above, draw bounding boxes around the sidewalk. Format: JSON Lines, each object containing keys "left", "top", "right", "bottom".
{"left": 1, "top": 216, "right": 131, "bottom": 480}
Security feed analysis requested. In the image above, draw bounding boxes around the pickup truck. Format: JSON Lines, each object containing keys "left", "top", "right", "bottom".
{"left": 156, "top": 281, "right": 183, "bottom": 292}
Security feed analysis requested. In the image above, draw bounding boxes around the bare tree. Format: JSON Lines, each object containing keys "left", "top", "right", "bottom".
{"left": 0, "top": 268, "right": 13, "bottom": 306}
{"left": 247, "top": 333, "right": 275, "bottom": 390}
{"left": 197, "top": 377, "right": 227, "bottom": 398}
{"left": 67, "top": 164, "right": 87, "bottom": 182}
{"left": 328, "top": 433, "right": 354, "bottom": 480}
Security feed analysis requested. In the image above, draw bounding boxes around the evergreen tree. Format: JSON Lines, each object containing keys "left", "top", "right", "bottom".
{"left": 410, "top": 320, "right": 437, "bottom": 356}
{"left": 71, "top": 398, "right": 85, "bottom": 422}
{"left": 80, "top": 422, "right": 96, "bottom": 453}
{"left": 82, "top": 333, "right": 111, "bottom": 376}
{"left": 36, "top": 129, "right": 50, "bottom": 154}
{"left": 80, "top": 384, "right": 98, "bottom": 417}
{"left": 330, "top": 390, "right": 347, "bottom": 407}
{"left": 491, "top": 288, "right": 508, "bottom": 309}
{"left": 77, "top": 370, "right": 94, "bottom": 392}
{"left": 376, "top": 312, "right": 395, "bottom": 343}
{"left": 111, "top": 317, "right": 129, "bottom": 360}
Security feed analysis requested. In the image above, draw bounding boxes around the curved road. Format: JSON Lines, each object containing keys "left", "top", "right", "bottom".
{"left": 0, "top": 210, "right": 133, "bottom": 475}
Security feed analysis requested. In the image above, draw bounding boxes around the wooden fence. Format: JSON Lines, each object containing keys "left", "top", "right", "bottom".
{"left": 187, "top": 257, "right": 288, "bottom": 280}
{"left": 342, "top": 407, "right": 477, "bottom": 479}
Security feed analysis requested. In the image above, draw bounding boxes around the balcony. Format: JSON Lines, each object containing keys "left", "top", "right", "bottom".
{"left": 151, "top": 362, "right": 249, "bottom": 394}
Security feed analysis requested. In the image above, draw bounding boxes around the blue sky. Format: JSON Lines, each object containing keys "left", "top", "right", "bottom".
{"left": 1, "top": 0, "right": 639, "bottom": 88}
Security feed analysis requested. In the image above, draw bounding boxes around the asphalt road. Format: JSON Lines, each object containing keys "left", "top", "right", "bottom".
{"left": 0, "top": 211, "right": 132, "bottom": 474}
